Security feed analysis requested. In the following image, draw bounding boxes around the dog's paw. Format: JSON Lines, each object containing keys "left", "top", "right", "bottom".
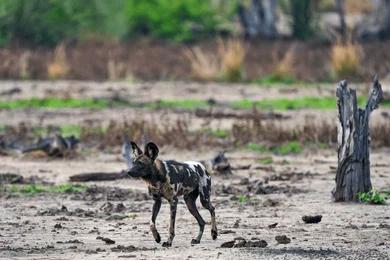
{"left": 154, "top": 232, "right": 161, "bottom": 243}
{"left": 211, "top": 229, "right": 218, "bottom": 240}
{"left": 191, "top": 238, "right": 200, "bottom": 244}
{"left": 162, "top": 241, "right": 172, "bottom": 247}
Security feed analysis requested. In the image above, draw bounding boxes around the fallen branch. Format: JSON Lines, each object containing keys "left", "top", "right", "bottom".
{"left": 69, "top": 172, "right": 125, "bottom": 182}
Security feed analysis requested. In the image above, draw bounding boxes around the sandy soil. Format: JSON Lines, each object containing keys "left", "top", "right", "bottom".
{"left": 1, "top": 149, "right": 390, "bottom": 259}
{"left": 0, "top": 81, "right": 390, "bottom": 259}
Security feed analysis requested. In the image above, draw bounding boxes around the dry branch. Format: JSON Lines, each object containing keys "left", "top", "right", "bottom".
{"left": 69, "top": 172, "right": 124, "bottom": 182}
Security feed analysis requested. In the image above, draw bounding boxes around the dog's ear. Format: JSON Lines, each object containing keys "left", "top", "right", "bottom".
{"left": 144, "top": 142, "right": 159, "bottom": 161}
{"left": 130, "top": 141, "right": 143, "bottom": 158}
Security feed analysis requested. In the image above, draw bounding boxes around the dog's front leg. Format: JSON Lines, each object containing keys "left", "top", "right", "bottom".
{"left": 150, "top": 195, "right": 162, "bottom": 243}
{"left": 162, "top": 196, "right": 178, "bottom": 247}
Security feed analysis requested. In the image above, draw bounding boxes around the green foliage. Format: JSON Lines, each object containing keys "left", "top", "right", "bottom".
{"left": 290, "top": 0, "right": 315, "bottom": 40}
{"left": 205, "top": 128, "right": 229, "bottom": 138}
{"left": 237, "top": 195, "right": 249, "bottom": 204}
{"left": 256, "top": 74, "right": 297, "bottom": 85}
{"left": 247, "top": 143, "right": 268, "bottom": 153}
{"left": 3, "top": 96, "right": 388, "bottom": 111}
{"left": 0, "top": 97, "right": 110, "bottom": 109}
{"left": 123, "top": 0, "right": 220, "bottom": 42}
{"left": 275, "top": 141, "right": 303, "bottom": 154}
{"left": 248, "top": 141, "right": 303, "bottom": 155}
{"left": 0, "top": 0, "right": 231, "bottom": 45}
{"left": 357, "top": 190, "right": 386, "bottom": 204}
{"left": 259, "top": 157, "right": 273, "bottom": 164}
{"left": 9, "top": 183, "right": 86, "bottom": 195}
{"left": 232, "top": 97, "right": 366, "bottom": 110}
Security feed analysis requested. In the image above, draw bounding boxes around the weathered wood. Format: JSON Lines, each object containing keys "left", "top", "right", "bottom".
{"left": 333, "top": 76, "right": 383, "bottom": 202}
{"left": 69, "top": 172, "right": 124, "bottom": 182}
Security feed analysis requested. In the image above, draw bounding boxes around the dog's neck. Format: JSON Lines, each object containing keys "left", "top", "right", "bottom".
{"left": 141, "top": 159, "right": 166, "bottom": 186}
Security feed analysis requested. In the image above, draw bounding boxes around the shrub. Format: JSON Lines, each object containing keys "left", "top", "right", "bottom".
{"left": 0, "top": 0, "right": 225, "bottom": 45}
{"left": 184, "top": 47, "right": 220, "bottom": 81}
{"left": 123, "top": 0, "right": 219, "bottom": 42}
{"left": 357, "top": 190, "right": 386, "bottom": 204}
{"left": 330, "top": 42, "right": 361, "bottom": 78}
{"left": 218, "top": 39, "right": 246, "bottom": 82}
{"left": 290, "top": 0, "right": 316, "bottom": 39}
{"left": 185, "top": 38, "right": 246, "bottom": 82}
{"left": 270, "top": 46, "right": 296, "bottom": 83}
{"left": 47, "top": 42, "right": 69, "bottom": 79}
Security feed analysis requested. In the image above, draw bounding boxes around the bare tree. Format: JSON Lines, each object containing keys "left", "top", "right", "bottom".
{"left": 333, "top": 76, "right": 383, "bottom": 202}
{"left": 238, "top": 0, "right": 278, "bottom": 38}
{"left": 335, "top": 0, "right": 347, "bottom": 42}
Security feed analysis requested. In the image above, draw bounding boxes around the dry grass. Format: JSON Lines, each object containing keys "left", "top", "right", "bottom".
{"left": 184, "top": 38, "right": 246, "bottom": 82}
{"left": 18, "top": 51, "right": 30, "bottom": 79}
{"left": 3, "top": 117, "right": 390, "bottom": 153}
{"left": 47, "top": 43, "right": 69, "bottom": 79}
{"left": 345, "top": 0, "right": 375, "bottom": 14}
{"left": 231, "top": 118, "right": 337, "bottom": 146}
{"left": 218, "top": 39, "right": 246, "bottom": 82}
{"left": 272, "top": 46, "right": 295, "bottom": 80}
{"left": 330, "top": 41, "right": 362, "bottom": 79}
{"left": 184, "top": 47, "right": 220, "bottom": 81}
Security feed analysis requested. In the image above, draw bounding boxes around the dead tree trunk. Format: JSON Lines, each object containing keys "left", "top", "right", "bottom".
{"left": 333, "top": 76, "right": 383, "bottom": 202}
{"left": 238, "top": 0, "right": 278, "bottom": 38}
{"left": 335, "top": 0, "right": 347, "bottom": 43}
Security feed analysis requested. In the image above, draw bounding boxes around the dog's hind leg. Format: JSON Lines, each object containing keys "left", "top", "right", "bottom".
{"left": 200, "top": 181, "right": 218, "bottom": 240}
{"left": 184, "top": 189, "right": 205, "bottom": 244}
{"left": 150, "top": 195, "right": 162, "bottom": 243}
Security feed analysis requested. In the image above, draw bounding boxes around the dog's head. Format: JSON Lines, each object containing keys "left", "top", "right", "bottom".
{"left": 122, "top": 138, "right": 159, "bottom": 178}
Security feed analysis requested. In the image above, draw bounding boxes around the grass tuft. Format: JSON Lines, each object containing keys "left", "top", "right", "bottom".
{"left": 357, "top": 190, "right": 386, "bottom": 204}
{"left": 330, "top": 42, "right": 361, "bottom": 79}
{"left": 218, "top": 39, "right": 246, "bottom": 82}
{"left": 248, "top": 141, "right": 303, "bottom": 155}
{"left": 47, "top": 43, "right": 69, "bottom": 79}
{"left": 259, "top": 157, "right": 273, "bottom": 164}
{"left": 184, "top": 47, "right": 220, "bottom": 81}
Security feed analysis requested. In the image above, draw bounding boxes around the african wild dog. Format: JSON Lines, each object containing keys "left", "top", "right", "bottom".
{"left": 121, "top": 138, "right": 218, "bottom": 247}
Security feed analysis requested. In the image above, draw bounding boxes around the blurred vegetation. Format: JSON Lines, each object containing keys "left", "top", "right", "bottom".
{"left": 2, "top": 96, "right": 390, "bottom": 111}
{"left": 0, "top": 0, "right": 236, "bottom": 46}
{"left": 357, "top": 190, "right": 387, "bottom": 204}
{"left": 247, "top": 141, "right": 303, "bottom": 155}
{"left": 0, "top": 0, "right": 365, "bottom": 46}
{"left": 8, "top": 183, "right": 86, "bottom": 195}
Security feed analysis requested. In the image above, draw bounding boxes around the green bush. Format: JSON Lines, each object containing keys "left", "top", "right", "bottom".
{"left": 357, "top": 190, "right": 386, "bottom": 205}
{"left": 123, "top": 0, "right": 220, "bottom": 42}
{"left": 0, "top": 0, "right": 230, "bottom": 45}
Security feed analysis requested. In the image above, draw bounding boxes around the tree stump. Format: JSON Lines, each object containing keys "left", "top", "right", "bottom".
{"left": 333, "top": 76, "right": 383, "bottom": 202}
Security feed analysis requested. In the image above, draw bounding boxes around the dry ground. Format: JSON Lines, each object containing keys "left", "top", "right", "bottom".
{"left": 0, "top": 81, "right": 389, "bottom": 259}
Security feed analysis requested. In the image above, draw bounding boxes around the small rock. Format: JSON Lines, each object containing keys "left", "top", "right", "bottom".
{"left": 111, "top": 245, "right": 137, "bottom": 252}
{"left": 378, "top": 223, "right": 390, "bottom": 229}
{"left": 275, "top": 235, "right": 291, "bottom": 244}
{"left": 97, "top": 236, "right": 115, "bottom": 245}
{"left": 234, "top": 238, "right": 246, "bottom": 248}
{"left": 245, "top": 240, "right": 267, "bottom": 248}
{"left": 220, "top": 241, "right": 235, "bottom": 248}
{"left": 302, "top": 215, "right": 322, "bottom": 224}
{"left": 115, "top": 203, "right": 126, "bottom": 212}
{"left": 219, "top": 229, "right": 235, "bottom": 234}
{"left": 54, "top": 223, "right": 62, "bottom": 229}
{"left": 268, "top": 222, "right": 278, "bottom": 228}
{"left": 239, "top": 178, "right": 249, "bottom": 185}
